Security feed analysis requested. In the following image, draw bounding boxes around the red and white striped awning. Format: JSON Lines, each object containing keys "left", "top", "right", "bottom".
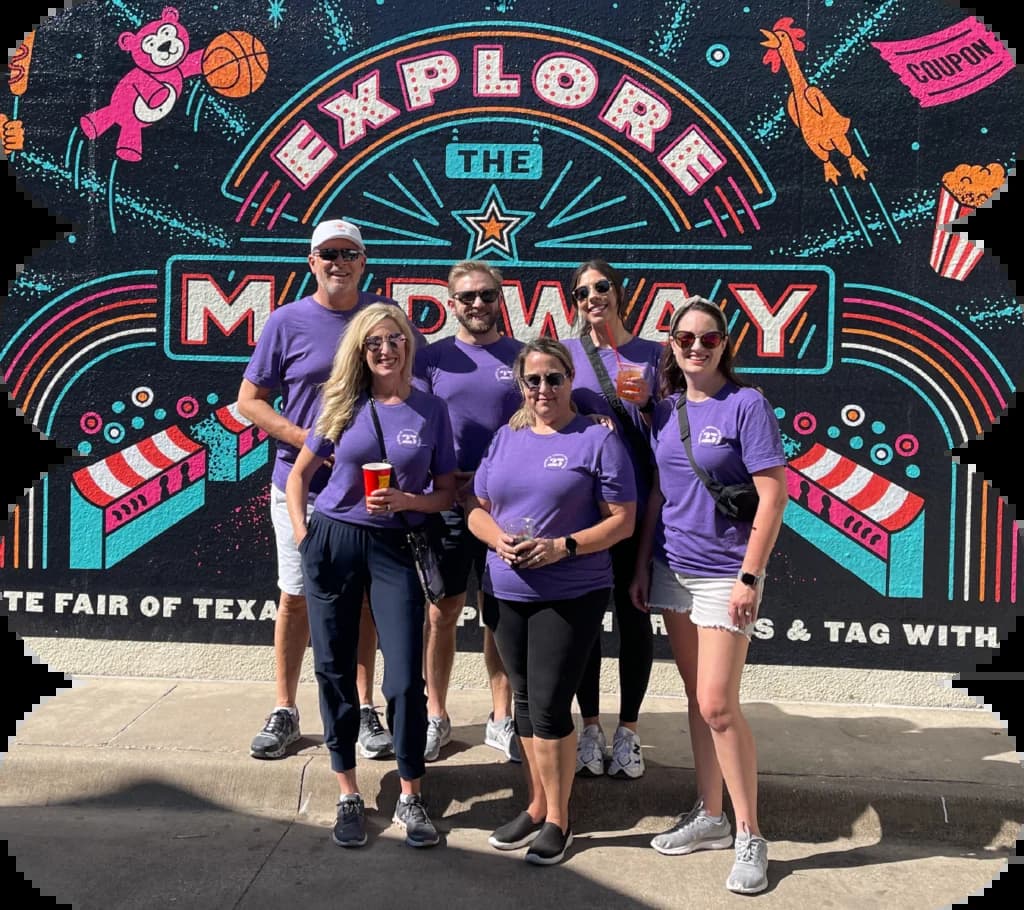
{"left": 788, "top": 442, "right": 924, "bottom": 531}
{"left": 71, "top": 426, "right": 203, "bottom": 507}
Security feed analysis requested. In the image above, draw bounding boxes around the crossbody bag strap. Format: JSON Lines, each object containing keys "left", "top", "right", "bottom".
{"left": 580, "top": 334, "right": 652, "bottom": 459}
{"left": 368, "top": 396, "right": 413, "bottom": 531}
{"left": 675, "top": 395, "right": 717, "bottom": 494}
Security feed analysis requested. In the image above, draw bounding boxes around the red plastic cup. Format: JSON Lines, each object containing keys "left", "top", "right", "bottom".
{"left": 362, "top": 462, "right": 391, "bottom": 503}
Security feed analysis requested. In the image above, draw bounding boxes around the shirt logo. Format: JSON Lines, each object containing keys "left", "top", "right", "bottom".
{"left": 495, "top": 365, "right": 514, "bottom": 382}
{"left": 396, "top": 429, "right": 421, "bottom": 447}
{"left": 698, "top": 426, "right": 724, "bottom": 445}
{"left": 544, "top": 454, "right": 568, "bottom": 469}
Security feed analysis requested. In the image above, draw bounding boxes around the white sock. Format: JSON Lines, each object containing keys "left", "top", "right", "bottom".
{"left": 275, "top": 706, "right": 298, "bottom": 718}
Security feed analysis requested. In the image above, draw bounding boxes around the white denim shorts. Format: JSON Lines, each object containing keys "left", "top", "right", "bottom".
{"left": 647, "top": 557, "right": 761, "bottom": 639}
{"left": 270, "top": 485, "right": 316, "bottom": 596}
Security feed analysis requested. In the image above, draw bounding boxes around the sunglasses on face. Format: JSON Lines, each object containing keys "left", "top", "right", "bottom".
{"left": 671, "top": 330, "right": 724, "bottom": 350}
{"left": 452, "top": 288, "right": 501, "bottom": 305}
{"left": 364, "top": 332, "right": 407, "bottom": 353}
{"left": 572, "top": 279, "right": 612, "bottom": 302}
{"left": 521, "top": 371, "right": 568, "bottom": 391}
{"left": 314, "top": 248, "right": 363, "bottom": 262}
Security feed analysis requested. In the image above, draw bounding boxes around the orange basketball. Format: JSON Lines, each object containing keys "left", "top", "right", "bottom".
{"left": 202, "top": 31, "right": 269, "bottom": 98}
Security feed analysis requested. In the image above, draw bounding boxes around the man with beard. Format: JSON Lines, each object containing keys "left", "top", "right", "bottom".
{"left": 414, "top": 261, "right": 524, "bottom": 763}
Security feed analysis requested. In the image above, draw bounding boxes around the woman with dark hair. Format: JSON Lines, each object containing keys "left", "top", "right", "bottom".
{"left": 561, "top": 259, "right": 662, "bottom": 780}
{"left": 630, "top": 296, "right": 788, "bottom": 894}
{"left": 466, "top": 336, "right": 636, "bottom": 865}
{"left": 286, "top": 302, "right": 457, "bottom": 851}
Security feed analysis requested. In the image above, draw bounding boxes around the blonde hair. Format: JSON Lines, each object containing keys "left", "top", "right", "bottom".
{"left": 314, "top": 303, "right": 415, "bottom": 441}
{"left": 508, "top": 337, "right": 577, "bottom": 430}
{"left": 448, "top": 260, "right": 503, "bottom": 295}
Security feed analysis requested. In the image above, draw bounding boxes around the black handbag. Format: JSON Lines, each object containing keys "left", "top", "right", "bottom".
{"left": 579, "top": 334, "right": 654, "bottom": 484}
{"left": 368, "top": 397, "right": 446, "bottom": 603}
{"left": 675, "top": 396, "right": 759, "bottom": 522}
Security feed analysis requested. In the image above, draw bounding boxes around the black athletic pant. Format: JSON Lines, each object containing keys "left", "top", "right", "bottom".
{"left": 485, "top": 588, "right": 609, "bottom": 740}
{"left": 575, "top": 536, "right": 654, "bottom": 724}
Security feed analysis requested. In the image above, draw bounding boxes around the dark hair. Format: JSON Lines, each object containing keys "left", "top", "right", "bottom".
{"left": 658, "top": 295, "right": 748, "bottom": 398}
{"left": 569, "top": 258, "right": 627, "bottom": 333}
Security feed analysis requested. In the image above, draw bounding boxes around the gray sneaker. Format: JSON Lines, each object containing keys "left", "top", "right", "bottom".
{"left": 575, "top": 724, "right": 606, "bottom": 777}
{"left": 331, "top": 795, "right": 367, "bottom": 848}
{"left": 424, "top": 715, "right": 452, "bottom": 762}
{"left": 484, "top": 713, "right": 522, "bottom": 762}
{"left": 726, "top": 828, "right": 769, "bottom": 893}
{"left": 651, "top": 801, "right": 733, "bottom": 855}
{"left": 250, "top": 708, "right": 300, "bottom": 759}
{"left": 358, "top": 706, "right": 394, "bottom": 759}
{"left": 393, "top": 795, "right": 440, "bottom": 847}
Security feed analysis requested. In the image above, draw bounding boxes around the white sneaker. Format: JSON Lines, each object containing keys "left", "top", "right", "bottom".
{"left": 607, "top": 725, "right": 645, "bottom": 779}
{"left": 726, "top": 826, "right": 769, "bottom": 893}
{"left": 575, "top": 723, "right": 606, "bottom": 777}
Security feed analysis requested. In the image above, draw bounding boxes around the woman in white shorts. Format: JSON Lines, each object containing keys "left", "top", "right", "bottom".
{"left": 630, "top": 297, "right": 787, "bottom": 895}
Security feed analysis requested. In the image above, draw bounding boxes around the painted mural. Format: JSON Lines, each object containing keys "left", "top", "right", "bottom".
{"left": 2, "top": 0, "right": 1022, "bottom": 672}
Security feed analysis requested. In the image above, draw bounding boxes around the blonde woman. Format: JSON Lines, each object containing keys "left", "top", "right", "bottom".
{"left": 466, "top": 337, "right": 636, "bottom": 865}
{"left": 287, "top": 303, "right": 457, "bottom": 850}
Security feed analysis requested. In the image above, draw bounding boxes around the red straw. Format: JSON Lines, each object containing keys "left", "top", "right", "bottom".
{"left": 602, "top": 322, "right": 625, "bottom": 366}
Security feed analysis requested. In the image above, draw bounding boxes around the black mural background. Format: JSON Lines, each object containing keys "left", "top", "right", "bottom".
{"left": 1, "top": 0, "right": 1020, "bottom": 900}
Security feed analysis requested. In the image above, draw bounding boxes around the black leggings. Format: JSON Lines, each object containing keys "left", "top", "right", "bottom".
{"left": 485, "top": 588, "right": 609, "bottom": 740}
{"left": 575, "top": 536, "right": 654, "bottom": 724}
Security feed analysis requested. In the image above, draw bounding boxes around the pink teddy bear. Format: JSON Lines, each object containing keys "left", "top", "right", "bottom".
{"left": 79, "top": 7, "right": 204, "bottom": 162}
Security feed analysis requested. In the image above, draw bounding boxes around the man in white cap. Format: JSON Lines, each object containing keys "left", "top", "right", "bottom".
{"left": 239, "top": 218, "right": 414, "bottom": 762}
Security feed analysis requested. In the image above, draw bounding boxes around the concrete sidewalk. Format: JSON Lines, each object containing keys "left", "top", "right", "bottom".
{"left": 2, "top": 677, "right": 1021, "bottom": 907}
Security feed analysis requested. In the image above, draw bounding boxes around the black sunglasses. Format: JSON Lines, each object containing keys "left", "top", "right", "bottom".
{"left": 671, "top": 330, "right": 724, "bottom": 350}
{"left": 314, "top": 248, "right": 363, "bottom": 262}
{"left": 364, "top": 332, "right": 407, "bottom": 352}
{"left": 572, "top": 278, "right": 612, "bottom": 302}
{"left": 452, "top": 288, "right": 501, "bottom": 305}
{"left": 522, "top": 371, "right": 568, "bottom": 390}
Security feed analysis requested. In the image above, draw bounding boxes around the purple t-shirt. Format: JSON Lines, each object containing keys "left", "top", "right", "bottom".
{"left": 306, "top": 388, "right": 456, "bottom": 529}
{"left": 242, "top": 292, "right": 419, "bottom": 493}
{"left": 651, "top": 384, "right": 786, "bottom": 576}
{"left": 562, "top": 335, "right": 663, "bottom": 512}
{"left": 474, "top": 414, "right": 636, "bottom": 601}
{"left": 413, "top": 335, "right": 524, "bottom": 471}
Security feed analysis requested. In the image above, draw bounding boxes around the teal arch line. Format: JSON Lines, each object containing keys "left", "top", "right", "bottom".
{"left": 221, "top": 20, "right": 774, "bottom": 215}
{"left": 38, "top": 340, "right": 157, "bottom": 570}
{"left": 1, "top": 270, "right": 159, "bottom": 360}
{"left": 843, "top": 355, "right": 958, "bottom": 600}
{"left": 320, "top": 115, "right": 682, "bottom": 235}
{"left": 846, "top": 283, "right": 1015, "bottom": 389}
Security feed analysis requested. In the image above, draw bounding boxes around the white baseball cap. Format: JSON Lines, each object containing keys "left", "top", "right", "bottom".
{"left": 310, "top": 219, "right": 365, "bottom": 252}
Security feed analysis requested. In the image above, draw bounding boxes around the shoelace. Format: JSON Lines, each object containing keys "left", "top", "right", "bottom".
{"left": 339, "top": 799, "right": 362, "bottom": 819}
{"left": 612, "top": 733, "right": 635, "bottom": 766}
{"left": 668, "top": 805, "right": 705, "bottom": 834}
{"left": 580, "top": 731, "right": 603, "bottom": 762}
{"left": 401, "top": 798, "right": 429, "bottom": 825}
{"left": 735, "top": 835, "right": 765, "bottom": 865}
{"left": 364, "top": 708, "right": 386, "bottom": 736}
{"left": 262, "top": 710, "right": 292, "bottom": 736}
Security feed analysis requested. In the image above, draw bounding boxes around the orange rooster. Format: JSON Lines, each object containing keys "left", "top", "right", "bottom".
{"left": 761, "top": 17, "right": 868, "bottom": 185}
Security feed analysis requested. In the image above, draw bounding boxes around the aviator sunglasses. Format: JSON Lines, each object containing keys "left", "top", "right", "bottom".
{"left": 572, "top": 278, "right": 612, "bottom": 302}
{"left": 452, "top": 288, "right": 501, "bottom": 305}
{"left": 521, "top": 371, "right": 568, "bottom": 391}
{"left": 364, "top": 332, "right": 407, "bottom": 353}
{"left": 314, "top": 248, "right": 363, "bottom": 262}
{"left": 671, "top": 330, "right": 724, "bottom": 350}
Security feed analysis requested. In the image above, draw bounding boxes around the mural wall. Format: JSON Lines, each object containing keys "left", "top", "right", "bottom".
{"left": 2, "top": 0, "right": 1022, "bottom": 673}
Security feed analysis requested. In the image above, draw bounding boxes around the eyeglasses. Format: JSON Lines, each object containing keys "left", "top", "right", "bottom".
{"left": 671, "top": 330, "right": 724, "bottom": 350}
{"left": 572, "top": 279, "right": 612, "bottom": 302}
{"left": 452, "top": 288, "right": 501, "bottom": 305}
{"left": 522, "top": 371, "right": 568, "bottom": 391}
{"left": 364, "top": 332, "right": 407, "bottom": 352}
{"left": 314, "top": 248, "right": 363, "bottom": 262}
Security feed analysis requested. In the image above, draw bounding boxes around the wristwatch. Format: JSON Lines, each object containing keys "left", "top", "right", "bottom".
{"left": 564, "top": 535, "right": 578, "bottom": 559}
{"left": 738, "top": 570, "right": 763, "bottom": 588}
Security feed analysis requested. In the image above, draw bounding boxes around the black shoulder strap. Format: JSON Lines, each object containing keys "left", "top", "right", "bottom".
{"left": 580, "top": 334, "right": 652, "bottom": 460}
{"left": 367, "top": 397, "right": 412, "bottom": 530}
{"left": 675, "top": 396, "right": 716, "bottom": 493}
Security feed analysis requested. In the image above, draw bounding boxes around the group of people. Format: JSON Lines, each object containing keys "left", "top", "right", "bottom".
{"left": 238, "top": 218, "right": 788, "bottom": 892}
